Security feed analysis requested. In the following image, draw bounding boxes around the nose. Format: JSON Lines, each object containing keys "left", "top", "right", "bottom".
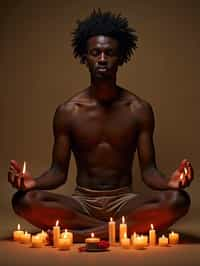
{"left": 98, "top": 52, "right": 107, "bottom": 65}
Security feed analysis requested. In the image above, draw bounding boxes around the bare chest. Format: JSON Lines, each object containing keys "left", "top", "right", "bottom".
{"left": 70, "top": 104, "right": 138, "bottom": 151}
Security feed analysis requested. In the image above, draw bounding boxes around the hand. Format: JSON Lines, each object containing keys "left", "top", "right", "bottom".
{"left": 168, "top": 159, "right": 194, "bottom": 189}
{"left": 8, "top": 160, "right": 35, "bottom": 190}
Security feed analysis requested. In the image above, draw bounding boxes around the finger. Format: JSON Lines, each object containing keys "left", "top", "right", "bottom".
{"left": 10, "top": 160, "right": 21, "bottom": 172}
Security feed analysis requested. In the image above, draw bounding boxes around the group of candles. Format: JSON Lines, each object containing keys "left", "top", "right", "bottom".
{"left": 109, "top": 216, "right": 179, "bottom": 249}
{"left": 13, "top": 221, "right": 73, "bottom": 250}
{"left": 13, "top": 217, "right": 179, "bottom": 251}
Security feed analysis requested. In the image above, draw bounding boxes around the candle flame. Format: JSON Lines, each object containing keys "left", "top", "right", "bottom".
{"left": 184, "top": 167, "right": 188, "bottom": 175}
{"left": 122, "top": 216, "right": 125, "bottom": 224}
{"left": 110, "top": 217, "right": 113, "bottom": 222}
{"left": 64, "top": 229, "right": 68, "bottom": 233}
{"left": 91, "top": 232, "right": 94, "bottom": 238}
{"left": 17, "top": 224, "right": 20, "bottom": 230}
{"left": 124, "top": 232, "right": 127, "bottom": 239}
{"left": 150, "top": 224, "right": 154, "bottom": 230}
{"left": 22, "top": 161, "right": 26, "bottom": 174}
{"left": 180, "top": 173, "right": 184, "bottom": 180}
{"left": 162, "top": 235, "right": 165, "bottom": 238}
{"left": 171, "top": 231, "right": 174, "bottom": 235}
{"left": 63, "top": 234, "right": 67, "bottom": 239}
{"left": 25, "top": 231, "right": 28, "bottom": 235}
{"left": 56, "top": 220, "right": 59, "bottom": 226}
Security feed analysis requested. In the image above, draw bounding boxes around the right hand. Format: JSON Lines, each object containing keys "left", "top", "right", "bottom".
{"left": 8, "top": 160, "right": 35, "bottom": 190}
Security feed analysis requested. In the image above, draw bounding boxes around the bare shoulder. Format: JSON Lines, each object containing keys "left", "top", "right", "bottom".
{"left": 122, "top": 89, "right": 154, "bottom": 128}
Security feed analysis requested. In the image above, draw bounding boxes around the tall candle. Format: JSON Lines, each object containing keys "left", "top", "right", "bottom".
{"left": 53, "top": 220, "right": 60, "bottom": 247}
{"left": 13, "top": 224, "right": 24, "bottom": 241}
{"left": 119, "top": 216, "right": 127, "bottom": 243}
{"left": 158, "top": 235, "right": 168, "bottom": 247}
{"left": 169, "top": 231, "right": 179, "bottom": 245}
{"left": 108, "top": 217, "right": 116, "bottom": 245}
{"left": 149, "top": 224, "right": 156, "bottom": 246}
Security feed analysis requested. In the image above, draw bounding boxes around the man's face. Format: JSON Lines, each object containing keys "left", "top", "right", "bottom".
{"left": 85, "top": 35, "right": 121, "bottom": 80}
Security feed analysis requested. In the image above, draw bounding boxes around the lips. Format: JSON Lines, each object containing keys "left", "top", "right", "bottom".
{"left": 96, "top": 67, "right": 109, "bottom": 72}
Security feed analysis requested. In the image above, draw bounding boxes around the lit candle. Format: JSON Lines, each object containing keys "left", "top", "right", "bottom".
{"left": 58, "top": 234, "right": 71, "bottom": 250}
{"left": 149, "top": 224, "right": 156, "bottom": 246}
{"left": 108, "top": 217, "right": 116, "bottom": 246}
{"left": 61, "top": 229, "right": 73, "bottom": 245}
{"left": 131, "top": 232, "right": 138, "bottom": 245}
{"left": 53, "top": 220, "right": 60, "bottom": 247}
{"left": 31, "top": 235, "right": 44, "bottom": 248}
{"left": 158, "top": 235, "right": 168, "bottom": 247}
{"left": 119, "top": 216, "right": 127, "bottom": 243}
{"left": 20, "top": 231, "right": 31, "bottom": 244}
{"left": 22, "top": 161, "right": 26, "bottom": 174}
{"left": 13, "top": 224, "right": 24, "bottom": 241}
{"left": 169, "top": 231, "right": 179, "bottom": 245}
{"left": 85, "top": 233, "right": 100, "bottom": 250}
{"left": 121, "top": 233, "right": 130, "bottom": 249}
{"left": 37, "top": 230, "right": 48, "bottom": 245}
{"left": 133, "top": 235, "right": 146, "bottom": 250}
{"left": 141, "top": 234, "right": 148, "bottom": 247}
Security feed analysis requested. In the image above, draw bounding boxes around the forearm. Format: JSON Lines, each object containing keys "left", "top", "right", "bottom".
{"left": 142, "top": 167, "right": 169, "bottom": 190}
{"left": 32, "top": 167, "right": 66, "bottom": 190}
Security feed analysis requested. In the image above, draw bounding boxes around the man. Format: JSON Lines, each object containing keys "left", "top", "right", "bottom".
{"left": 8, "top": 9, "right": 193, "bottom": 242}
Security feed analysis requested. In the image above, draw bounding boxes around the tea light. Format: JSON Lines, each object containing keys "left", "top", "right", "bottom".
{"left": 119, "top": 216, "right": 127, "bottom": 243}
{"left": 58, "top": 234, "right": 71, "bottom": 250}
{"left": 37, "top": 230, "right": 48, "bottom": 245}
{"left": 149, "top": 224, "right": 156, "bottom": 246}
{"left": 133, "top": 236, "right": 146, "bottom": 250}
{"left": 20, "top": 231, "right": 31, "bottom": 244}
{"left": 85, "top": 233, "right": 100, "bottom": 249}
{"left": 61, "top": 229, "right": 73, "bottom": 245}
{"left": 158, "top": 235, "right": 168, "bottom": 247}
{"left": 121, "top": 233, "right": 130, "bottom": 249}
{"left": 31, "top": 235, "right": 44, "bottom": 248}
{"left": 169, "top": 231, "right": 179, "bottom": 245}
{"left": 13, "top": 224, "right": 24, "bottom": 241}
{"left": 131, "top": 232, "right": 138, "bottom": 245}
{"left": 108, "top": 217, "right": 116, "bottom": 245}
{"left": 53, "top": 220, "right": 60, "bottom": 247}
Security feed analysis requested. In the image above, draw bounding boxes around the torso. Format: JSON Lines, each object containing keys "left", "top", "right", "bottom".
{"left": 65, "top": 88, "right": 147, "bottom": 190}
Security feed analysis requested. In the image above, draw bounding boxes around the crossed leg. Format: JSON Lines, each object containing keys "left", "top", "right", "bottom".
{"left": 12, "top": 189, "right": 190, "bottom": 242}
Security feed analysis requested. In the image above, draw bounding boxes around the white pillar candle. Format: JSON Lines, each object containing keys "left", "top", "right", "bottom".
{"left": 31, "top": 235, "right": 44, "bottom": 248}
{"left": 61, "top": 229, "right": 73, "bottom": 245}
{"left": 119, "top": 216, "right": 127, "bottom": 244}
{"left": 53, "top": 220, "right": 60, "bottom": 247}
{"left": 108, "top": 217, "right": 116, "bottom": 246}
{"left": 158, "top": 235, "right": 168, "bottom": 247}
{"left": 169, "top": 231, "right": 179, "bottom": 245}
{"left": 13, "top": 224, "right": 24, "bottom": 241}
{"left": 58, "top": 235, "right": 71, "bottom": 250}
{"left": 121, "top": 233, "right": 130, "bottom": 249}
{"left": 20, "top": 231, "right": 31, "bottom": 244}
{"left": 133, "top": 235, "right": 146, "bottom": 250}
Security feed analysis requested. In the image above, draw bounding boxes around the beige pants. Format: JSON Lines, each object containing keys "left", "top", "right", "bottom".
{"left": 72, "top": 186, "right": 137, "bottom": 221}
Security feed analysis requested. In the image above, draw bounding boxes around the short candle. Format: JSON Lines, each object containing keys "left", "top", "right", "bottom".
{"left": 58, "top": 235, "right": 71, "bottom": 250}
{"left": 13, "top": 224, "right": 24, "bottom": 241}
{"left": 121, "top": 233, "right": 130, "bottom": 249}
{"left": 31, "top": 235, "right": 44, "bottom": 248}
{"left": 85, "top": 233, "right": 100, "bottom": 249}
{"left": 169, "top": 231, "right": 179, "bottom": 245}
{"left": 158, "top": 235, "right": 168, "bottom": 247}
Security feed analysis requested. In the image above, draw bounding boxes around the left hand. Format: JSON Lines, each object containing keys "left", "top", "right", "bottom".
{"left": 168, "top": 159, "right": 194, "bottom": 189}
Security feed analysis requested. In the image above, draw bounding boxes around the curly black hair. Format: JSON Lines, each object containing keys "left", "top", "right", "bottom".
{"left": 71, "top": 9, "right": 138, "bottom": 65}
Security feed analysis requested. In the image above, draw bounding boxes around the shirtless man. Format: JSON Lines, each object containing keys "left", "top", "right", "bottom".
{"left": 8, "top": 10, "right": 193, "bottom": 242}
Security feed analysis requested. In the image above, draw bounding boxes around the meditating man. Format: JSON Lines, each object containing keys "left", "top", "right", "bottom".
{"left": 8, "top": 10, "right": 193, "bottom": 242}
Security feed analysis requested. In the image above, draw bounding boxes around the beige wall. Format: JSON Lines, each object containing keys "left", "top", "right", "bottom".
{"left": 1, "top": 1, "right": 199, "bottom": 223}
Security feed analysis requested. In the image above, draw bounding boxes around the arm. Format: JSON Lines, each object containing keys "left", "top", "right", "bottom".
{"left": 8, "top": 103, "right": 72, "bottom": 190}
{"left": 136, "top": 103, "right": 193, "bottom": 190}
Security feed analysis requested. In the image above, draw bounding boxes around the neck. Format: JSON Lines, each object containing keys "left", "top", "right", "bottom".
{"left": 89, "top": 77, "right": 120, "bottom": 103}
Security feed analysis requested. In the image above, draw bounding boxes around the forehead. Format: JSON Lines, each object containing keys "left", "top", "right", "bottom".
{"left": 87, "top": 35, "right": 119, "bottom": 50}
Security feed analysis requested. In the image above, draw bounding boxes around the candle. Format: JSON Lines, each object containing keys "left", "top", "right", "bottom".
{"left": 108, "top": 217, "right": 116, "bottom": 245}
{"left": 58, "top": 234, "right": 71, "bottom": 250}
{"left": 20, "top": 231, "right": 31, "bottom": 244}
{"left": 141, "top": 234, "right": 148, "bottom": 247}
{"left": 37, "top": 230, "right": 48, "bottom": 245}
{"left": 149, "top": 224, "right": 156, "bottom": 246}
{"left": 169, "top": 231, "right": 179, "bottom": 245}
{"left": 22, "top": 161, "right": 26, "bottom": 174}
{"left": 53, "top": 220, "right": 60, "bottom": 247}
{"left": 158, "top": 235, "right": 168, "bottom": 247}
{"left": 61, "top": 229, "right": 73, "bottom": 245}
{"left": 131, "top": 232, "right": 138, "bottom": 245}
{"left": 85, "top": 233, "right": 100, "bottom": 249}
{"left": 121, "top": 233, "right": 130, "bottom": 249}
{"left": 133, "top": 235, "right": 146, "bottom": 250}
{"left": 13, "top": 224, "right": 24, "bottom": 241}
{"left": 119, "top": 216, "right": 127, "bottom": 243}
{"left": 31, "top": 235, "right": 44, "bottom": 248}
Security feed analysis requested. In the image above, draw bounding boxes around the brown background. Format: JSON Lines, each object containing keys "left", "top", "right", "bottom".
{"left": 0, "top": 0, "right": 200, "bottom": 235}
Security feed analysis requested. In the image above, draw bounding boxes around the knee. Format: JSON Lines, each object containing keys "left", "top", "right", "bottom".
{"left": 164, "top": 190, "right": 191, "bottom": 215}
{"left": 12, "top": 190, "right": 42, "bottom": 215}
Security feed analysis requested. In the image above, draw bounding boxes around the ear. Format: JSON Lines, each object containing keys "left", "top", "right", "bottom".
{"left": 118, "top": 56, "right": 123, "bottom": 66}
{"left": 81, "top": 54, "right": 88, "bottom": 65}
